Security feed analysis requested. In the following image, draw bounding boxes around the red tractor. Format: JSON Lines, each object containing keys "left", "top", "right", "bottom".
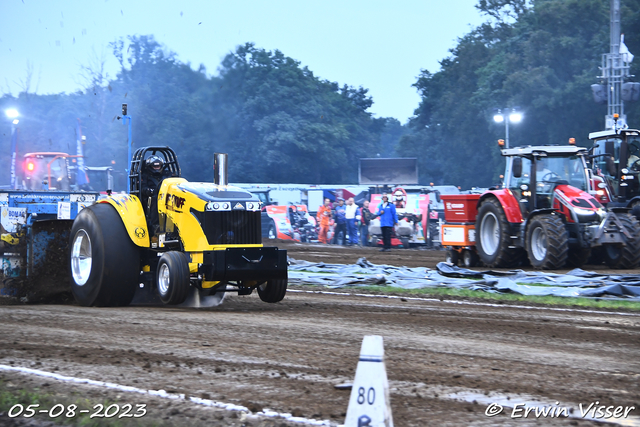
{"left": 446, "top": 144, "right": 640, "bottom": 269}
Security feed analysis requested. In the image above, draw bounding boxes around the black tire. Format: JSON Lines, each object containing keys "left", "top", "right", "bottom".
{"left": 603, "top": 245, "right": 622, "bottom": 268}
{"left": 446, "top": 249, "right": 459, "bottom": 266}
{"left": 257, "top": 278, "right": 287, "bottom": 303}
{"left": 462, "top": 250, "right": 479, "bottom": 268}
{"left": 630, "top": 201, "right": 640, "bottom": 222}
{"left": 268, "top": 223, "right": 277, "bottom": 239}
{"left": 603, "top": 214, "right": 640, "bottom": 269}
{"left": 156, "top": 251, "right": 190, "bottom": 305}
{"left": 566, "top": 247, "right": 591, "bottom": 268}
{"left": 476, "top": 198, "right": 524, "bottom": 268}
{"left": 525, "top": 214, "right": 568, "bottom": 269}
{"left": 428, "top": 222, "right": 439, "bottom": 247}
{"left": 69, "top": 204, "right": 139, "bottom": 307}
{"left": 400, "top": 237, "right": 410, "bottom": 248}
{"left": 588, "top": 246, "right": 604, "bottom": 265}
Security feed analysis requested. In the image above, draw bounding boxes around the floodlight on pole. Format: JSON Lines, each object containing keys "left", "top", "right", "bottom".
{"left": 493, "top": 109, "right": 522, "bottom": 148}
{"left": 7, "top": 109, "right": 20, "bottom": 189}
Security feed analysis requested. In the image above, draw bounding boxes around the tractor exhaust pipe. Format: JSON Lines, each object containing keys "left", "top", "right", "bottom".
{"left": 213, "top": 153, "right": 228, "bottom": 186}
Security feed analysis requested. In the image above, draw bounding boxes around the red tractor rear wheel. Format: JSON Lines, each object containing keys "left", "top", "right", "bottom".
{"left": 476, "top": 198, "right": 524, "bottom": 268}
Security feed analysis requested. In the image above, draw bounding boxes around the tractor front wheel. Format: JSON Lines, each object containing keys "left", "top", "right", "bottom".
{"left": 156, "top": 251, "right": 190, "bottom": 305}
{"left": 603, "top": 214, "right": 640, "bottom": 269}
{"left": 526, "top": 214, "right": 568, "bottom": 269}
{"left": 69, "top": 204, "right": 139, "bottom": 307}
{"left": 257, "top": 278, "right": 287, "bottom": 303}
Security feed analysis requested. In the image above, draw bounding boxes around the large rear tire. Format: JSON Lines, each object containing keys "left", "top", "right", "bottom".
{"left": 156, "top": 251, "right": 190, "bottom": 305}
{"left": 69, "top": 204, "right": 139, "bottom": 307}
{"left": 603, "top": 214, "right": 640, "bottom": 269}
{"left": 476, "top": 198, "right": 523, "bottom": 268}
{"left": 526, "top": 214, "right": 568, "bottom": 269}
{"left": 257, "top": 278, "right": 287, "bottom": 303}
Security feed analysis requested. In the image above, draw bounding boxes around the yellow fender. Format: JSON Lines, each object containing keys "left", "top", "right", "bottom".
{"left": 99, "top": 194, "right": 150, "bottom": 247}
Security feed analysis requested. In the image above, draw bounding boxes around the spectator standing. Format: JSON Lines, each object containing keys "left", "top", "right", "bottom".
{"left": 332, "top": 198, "right": 347, "bottom": 245}
{"left": 344, "top": 197, "right": 360, "bottom": 246}
{"left": 375, "top": 194, "right": 398, "bottom": 251}
{"left": 359, "top": 200, "right": 373, "bottom": 246}
{"left": 316, "top": 198, "right": 332, "bottom": 244}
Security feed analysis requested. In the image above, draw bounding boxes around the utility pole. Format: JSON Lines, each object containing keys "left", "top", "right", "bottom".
{"left": 599, "top": 0, "right": 630, "bottom": 130}
{"left": 120, "top": 103, "right": 132, "bottom": 193}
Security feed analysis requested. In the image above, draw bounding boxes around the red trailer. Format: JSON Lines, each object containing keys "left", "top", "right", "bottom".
{"left": 441, "top": 194, "right": 481, "bottom": 267}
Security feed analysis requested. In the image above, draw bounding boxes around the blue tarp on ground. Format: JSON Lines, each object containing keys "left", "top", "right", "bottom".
{"left": 287, "top": 258, "right": 640, "bottom": 300}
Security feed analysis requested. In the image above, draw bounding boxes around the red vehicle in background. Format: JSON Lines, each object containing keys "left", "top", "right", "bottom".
{"left": 442, "top": 143, "right": 640, "bottom": 269}
{"left": 21, "top": 152, "right": 74, "bottom": 191}
{"left": 261, "top": 204, "right": 318, "bottom": 242}
{"left": 368, "top": 187, "right": 430, "bottom": 248}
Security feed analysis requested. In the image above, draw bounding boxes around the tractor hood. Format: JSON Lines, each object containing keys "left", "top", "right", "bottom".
{"left": 177, "top": 182, "right": 257, "bottom": 202}
{"left": 163, "top": 181, "right": 262, "bottom": 212}
{"left": 552, "top": 184, "right": 605, "bottom": 223}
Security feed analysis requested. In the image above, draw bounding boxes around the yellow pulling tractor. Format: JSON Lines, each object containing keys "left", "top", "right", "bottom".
{"left": 68, "top": 147, "right": 287, "bottom": 306}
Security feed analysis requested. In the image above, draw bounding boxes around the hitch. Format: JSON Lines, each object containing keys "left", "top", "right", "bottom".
{"left": 591, "top": 211, "right": 632, "bottom": 245}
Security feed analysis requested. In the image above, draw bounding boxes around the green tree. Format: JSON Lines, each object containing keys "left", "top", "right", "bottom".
{"left": 401, "top": 0, "right": 640, "bottom": 189}
{"left": 214, "top": 43, "right": 382, "bottom": 184}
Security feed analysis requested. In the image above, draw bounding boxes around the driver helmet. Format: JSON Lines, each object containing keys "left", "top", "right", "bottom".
{"left": 146, "top": 155, "right": 164, "bottom": 175}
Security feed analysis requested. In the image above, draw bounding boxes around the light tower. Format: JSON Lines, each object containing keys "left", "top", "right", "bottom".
{"left": 593, "top": 0, "right": 638, "bottom": 130}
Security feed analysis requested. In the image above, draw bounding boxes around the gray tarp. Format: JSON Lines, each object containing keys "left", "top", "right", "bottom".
{"left": 288, "top": 258, "right": 640, "bottom": 300}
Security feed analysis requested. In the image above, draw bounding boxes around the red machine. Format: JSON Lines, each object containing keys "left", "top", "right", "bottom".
{"left": 368, "top": 188, "right": 430, "bottom": 248}
{"left": 262, "top": 205, "right": 317, "bottom": 242}
{"left": 443, "top": 144, "right": 640, "bottom": 269}
{"left": 21, "top": 152, "right": 73, "bottom": 191}
{"left": 440, "top": 194, "right": 481, "bottom": 267}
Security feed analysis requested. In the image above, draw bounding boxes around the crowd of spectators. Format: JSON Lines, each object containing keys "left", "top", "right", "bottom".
{"left": 315, "top": 194, "right": 397, "bottom": 251}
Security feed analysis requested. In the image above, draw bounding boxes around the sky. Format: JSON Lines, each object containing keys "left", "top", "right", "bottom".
{"left": 0, "top": 0, "right": 486, "bottom": 124}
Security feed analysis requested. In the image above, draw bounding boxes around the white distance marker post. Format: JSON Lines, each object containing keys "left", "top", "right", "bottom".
{"left": 344, "top": 335, "right": 394, "bottom": 427}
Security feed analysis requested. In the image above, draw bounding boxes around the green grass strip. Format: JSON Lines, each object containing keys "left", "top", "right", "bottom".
{"left": 292, "top": 284, "right": 640, "bottom": 311}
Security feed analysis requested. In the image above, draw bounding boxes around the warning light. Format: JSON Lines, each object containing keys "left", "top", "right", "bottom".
{"left": 111, "top": 160, "right": 116, "bottom": 165}
{"left": 568, "top": 138, "right": 576, "bottom": 145}
{"left": 614, "top": 113, "right": 619, "bottom": 119}
{"left": 27, "top": 162, "right": 35, "bottom": 172}
{"left": 498, "top": 139, "right": 505, "bottom": 147}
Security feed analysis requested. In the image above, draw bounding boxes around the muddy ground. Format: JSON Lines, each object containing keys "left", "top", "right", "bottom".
{"left": 1, "top": 241, "right": 639, "bottom": 426}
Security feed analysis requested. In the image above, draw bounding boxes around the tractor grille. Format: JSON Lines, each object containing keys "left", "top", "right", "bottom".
{"left": 201, "top": 211, "right": 261, "bottom": 245}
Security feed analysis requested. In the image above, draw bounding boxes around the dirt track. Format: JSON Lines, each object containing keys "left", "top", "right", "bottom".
{"left": 1, "top": 241, "right": 640, "bottom": 426}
